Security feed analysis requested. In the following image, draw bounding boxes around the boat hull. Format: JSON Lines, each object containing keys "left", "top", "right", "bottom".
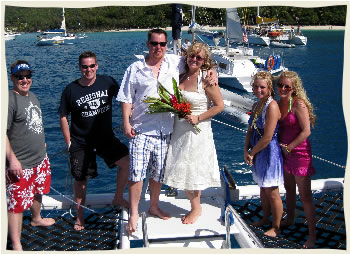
{"left": 272, "top": 34, "right": 307, "bottom": 45}
{"left": 270, "top": 41, "right": 296, "bottom": 48}
{"left": 211, "top": 48, "right": 287, "bottom": 92}
{"left": 248, "top": 34, "right": 270, "bottom": 46}
{"left": 37, "top": 37, "right": 82, "bottom": 46}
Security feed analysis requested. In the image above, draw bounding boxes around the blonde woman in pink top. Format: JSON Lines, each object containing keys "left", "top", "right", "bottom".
{"left": 277, "top": 71, "right": 316, "bottom": 249}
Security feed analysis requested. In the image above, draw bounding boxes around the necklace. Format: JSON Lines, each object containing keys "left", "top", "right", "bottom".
{"left": 251, "top": 97, "right": 269, "bottom": 136}
{"left": 185, "top": 71, "right": 200, "bottom": 81}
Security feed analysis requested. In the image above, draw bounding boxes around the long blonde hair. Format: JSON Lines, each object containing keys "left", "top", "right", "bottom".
{"left": 278, "top": 71, "right": 316, "bottom": 127}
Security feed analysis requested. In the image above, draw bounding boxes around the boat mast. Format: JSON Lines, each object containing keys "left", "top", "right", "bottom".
{"left": 191, "top": 6, "right": 196, "bottom": 42}
{"left": 61, "top": 8, "right": 67, "bottom": 37}
{"left": 225, "top": 9, "right": 229, "bottom": 54}
{"left": 171, "top": 4, "right": 182, "bottom": 54}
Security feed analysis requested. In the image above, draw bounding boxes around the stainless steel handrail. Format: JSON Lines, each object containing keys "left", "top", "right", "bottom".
{"left": 142, "top": 212, "right": 149, "bottom": 247}
{"left": 224, "top": 204, "right": 264, "bottom": 248}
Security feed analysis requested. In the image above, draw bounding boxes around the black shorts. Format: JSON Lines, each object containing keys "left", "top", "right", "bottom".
{"left": 69, "top": 136, "right": 129, "bottom": 181}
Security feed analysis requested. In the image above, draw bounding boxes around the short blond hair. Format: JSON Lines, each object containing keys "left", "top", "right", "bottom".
{"left": 184, "top": 42, "right": 215, "bottom": 71}
{"left": 251, "top": 71, "right": 275, "bottom": 98}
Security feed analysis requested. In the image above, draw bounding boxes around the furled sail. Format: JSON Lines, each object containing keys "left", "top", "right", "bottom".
{"left": 226, "top": 8, "right": 243, "bottom": 43}
{"left": 171, "top": 4, "right": 182, "bottom": 53}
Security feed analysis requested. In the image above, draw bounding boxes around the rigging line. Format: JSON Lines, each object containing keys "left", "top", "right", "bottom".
{"left": 211, "top": 118, "right": 346, "bottom": 169}
{"left": 49, "top": 186, "right": 129, "bottom": 221}
{"left": 212, "top": 118, "right": 247, "bottom": 133}
{"left": 311, "top": 155, "right": 346, "bottom": 169}
{"left": 49, "top": 186, "right": 97, "bottom": 213}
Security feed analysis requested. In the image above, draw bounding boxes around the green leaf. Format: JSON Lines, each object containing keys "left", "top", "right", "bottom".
{"left": 172, "top": 77, "right": 181, "bottom": 102}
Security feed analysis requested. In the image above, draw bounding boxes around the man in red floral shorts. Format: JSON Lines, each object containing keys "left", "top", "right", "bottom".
{"left": 6, "top": 60, "right": 55, "bottom": 250}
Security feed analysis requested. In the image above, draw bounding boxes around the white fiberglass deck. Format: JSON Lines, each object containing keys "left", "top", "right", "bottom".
{"left": 122, "top": 189, "right": 239, "bottom": 248}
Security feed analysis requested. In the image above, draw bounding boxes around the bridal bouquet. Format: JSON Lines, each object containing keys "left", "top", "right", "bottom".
{"left": 143, "top": 78, "right": 201, "bottom": 132}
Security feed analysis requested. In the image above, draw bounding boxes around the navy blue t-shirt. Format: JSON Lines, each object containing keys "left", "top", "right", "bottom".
{"left": 59, "top": 75, "right": 119, "bottom": 145}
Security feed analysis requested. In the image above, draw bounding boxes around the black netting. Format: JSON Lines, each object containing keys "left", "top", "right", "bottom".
{"left": 230, "top": 191, "right": 346, "bottom": 249}
{"left": 7, "top": 207, "right": 123, "bottom": 251}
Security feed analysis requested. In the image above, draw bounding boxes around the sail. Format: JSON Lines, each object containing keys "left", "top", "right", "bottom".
{"left": 226, "top": 8, "right": 242, "bottom": 42}
{"left": 43, "top": 8, "right": 66, "bottom": 34}
{"left": 61, "top": 8, "right": 67, "bottom": 36}
{"left": 256, "top": 16, "right": 278, "bottom": 24}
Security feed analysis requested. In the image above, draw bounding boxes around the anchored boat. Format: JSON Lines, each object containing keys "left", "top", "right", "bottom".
{"left": 189, "top": 7, "right": 287, "bottom": 92}
{"left": 37, "top": 8, "right": 87, "bottom": 46}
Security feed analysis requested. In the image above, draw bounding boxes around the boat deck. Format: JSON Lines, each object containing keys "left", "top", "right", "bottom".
{"left": 123, "top": 188, "right": 239, "bottom": 248}
{"left": 6, "top": 178, "right": 345, "bottom": 250}
{"left": 7, "top": 208, "right": 122, "bottom": 251}
{"left": 230, "top": 189, "right": 345, "bottom": 249}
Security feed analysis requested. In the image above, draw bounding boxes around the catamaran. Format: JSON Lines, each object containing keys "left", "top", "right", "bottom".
{"left": 247, "top": 7, "right": 307, "bottom": 47}
{"left": 189, "top": 7, "right": 288, "bottom": 93}
{"left": 13, "top": 164, "right": 345, "bottom": 250}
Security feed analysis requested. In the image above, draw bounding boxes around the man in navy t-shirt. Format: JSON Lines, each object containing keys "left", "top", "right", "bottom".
{"left": 58, "top": 51, "right": 129, "bottom": 231}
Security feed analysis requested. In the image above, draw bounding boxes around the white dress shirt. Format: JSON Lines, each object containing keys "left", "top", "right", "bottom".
{"left": 117, "top": 54, "right": 185, "bottom": 136}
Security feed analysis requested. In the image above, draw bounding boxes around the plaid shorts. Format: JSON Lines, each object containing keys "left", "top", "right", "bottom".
{"left": 129, "top": 134, "right": 171, "bottom": 182}
{"left": 6, "top": 156, "right": 51, "bottom": 213}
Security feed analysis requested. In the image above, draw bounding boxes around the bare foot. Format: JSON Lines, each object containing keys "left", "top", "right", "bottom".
{"left": 280, "top": 219, "right": 295, "bottom": 227}
{"left": 148, "top": 207, "right": 171, "bottom": 220}
{"left": 12, "top": 244, "right": 23, "bottom": 251}
{"left": 74, "top": 223, "right": 85, "bottom": 231}
{"left": 74, "top": 210, "right": 85, "bottom": 231}
{"left": 264, "top": 227, "right": 280, "bottom": 237}
{"left": 251, "top": 219, "right": 269, "bottom": 227}
{"left": 126, "top": 213, "right": 139, "bottom": 235}
{"left": 182, "top": 208, "right": 202, "bottom": 224}
{"left": 30, "top": 217, "right": 55, "bottom": 227}
{"left": 112, "top": 197, "right": 129, "bottom": 208}
{"left": 303, "top": 236, "right": 316, "bottom": 249}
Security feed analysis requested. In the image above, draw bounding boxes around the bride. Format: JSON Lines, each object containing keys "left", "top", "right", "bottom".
{"left": 163, "top": 42, "right": 224, "bottom": 224}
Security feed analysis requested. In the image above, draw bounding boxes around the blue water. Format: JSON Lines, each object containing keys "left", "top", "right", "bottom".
{"left": 5, "top": 30, "right": 346, "bottom": 196}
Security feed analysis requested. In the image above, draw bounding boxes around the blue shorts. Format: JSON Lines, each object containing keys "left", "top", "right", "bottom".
{"left": 129, "top": 134, "right": 171, "bottom": 182}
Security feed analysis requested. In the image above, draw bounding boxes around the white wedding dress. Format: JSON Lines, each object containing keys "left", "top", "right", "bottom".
{"left": 163, "top": 72, "right": 221, "bottom": 190}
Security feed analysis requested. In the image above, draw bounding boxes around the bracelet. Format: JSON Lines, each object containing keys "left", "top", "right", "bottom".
{"left": 285, "top": 146, "right": 291, "bottom": 153}
{"left": 197, "top": 115, "right": 200, "bottom": 122}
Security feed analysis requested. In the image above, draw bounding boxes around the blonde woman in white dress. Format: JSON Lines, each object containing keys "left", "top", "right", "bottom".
{"left": 163, "top": 42, "right": 224, "bottom": 224}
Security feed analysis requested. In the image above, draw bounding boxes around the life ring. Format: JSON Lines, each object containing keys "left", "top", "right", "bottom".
{"left": 266, "top": 55, "right": 274, "bottom": 70}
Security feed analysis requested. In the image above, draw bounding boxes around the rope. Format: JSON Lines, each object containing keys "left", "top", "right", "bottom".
{"left": 212, "top": 118, "right": 346, "bottom": 169}
{"left": 49, "top": 186, "right": 128, "bottom": 221}
{"left": 311, "top": 155, "right": 346, "bottom": 169}
{"left": 212, "top": 118, "right": 247, "bottom": 133}
{"left": 49, "top": 186, "right": 97, "bottom": 213}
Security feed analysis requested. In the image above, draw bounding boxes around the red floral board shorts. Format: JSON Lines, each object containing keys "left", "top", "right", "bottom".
{"left": 6, "top": 156, "right": 51, "bottom": 213}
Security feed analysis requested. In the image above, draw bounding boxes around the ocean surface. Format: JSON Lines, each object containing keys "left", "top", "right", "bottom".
{"left": 4, "top": 30, "right": 347, "bottom": 196}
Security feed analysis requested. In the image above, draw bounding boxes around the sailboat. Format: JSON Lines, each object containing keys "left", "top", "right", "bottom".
{"left": 248, "top": 7, "right": 307, "bottom": 46}
{"left": 189, "top": 7, "right": 287, "bottom": 92}
{"left": 37, "top": 8, "right": 86, "bottom": 46}
{"left": 247, "top": 7, "right": 275, "bottom": 46}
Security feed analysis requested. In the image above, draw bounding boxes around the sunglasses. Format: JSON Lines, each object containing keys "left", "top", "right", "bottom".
{"left": 81, "top": 64, "right": 97, "bottom": 69}
{"left": 277, "top": 83, "right": 292, "bottom": 91}
{"left": 149, "top": 41, "right": 167, "bottom": 47}
{"left": 189, "top": 54, "right": 204, "bottom": 61}
{"left": 14, "top": 74, "right": 32, "bottom": 80}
